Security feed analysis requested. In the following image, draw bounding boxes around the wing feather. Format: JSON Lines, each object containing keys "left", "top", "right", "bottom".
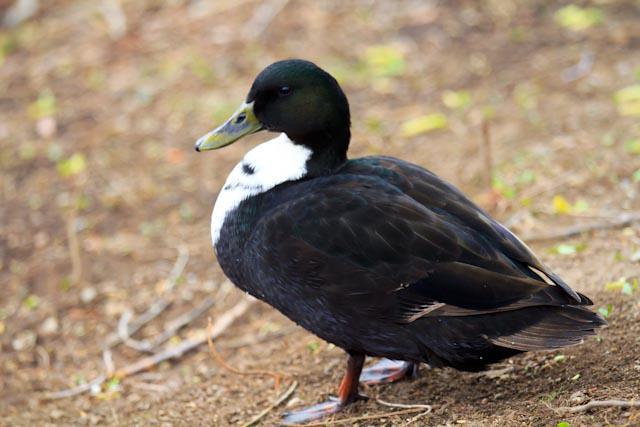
{"left": 248, "top": 164, "right": 587, "bottom": 326}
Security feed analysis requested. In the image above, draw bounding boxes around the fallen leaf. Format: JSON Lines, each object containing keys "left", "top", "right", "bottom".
{"left": 552, "top": 195, "right": 572, "bottom": 214}
{"left": 624, "top": 138, "right": 640, "bottom": 155}
{"left": 400, "top": 113, "right": 448, "bottom": 137}
{"left": 23, "top": 294, "right": 39, "bottom": 310}
{"left": 57, "top": 153, "right": 87, "bottom": 177}
{"left": 362, "top": 44, "right": 406, "bottom": 77}
{"left": 442, "top": 90, "right": 472, "bottom": 109}
{"left": 27, "top": 89, "right": 57, "bottom": 120}
{"left": 604, "top": 277, "right": 628, "bottom": 292}
{"left": 551, "top": 243, "right": 586, "bottom": 255}
{"left": 554, "top": 5, "right": 603, "bottom": 31}
{"left": 597, "top": 304, "right": 613, "bottom": 318}
{"left": 614, "top": 85, "right": 640, "bottom": 117}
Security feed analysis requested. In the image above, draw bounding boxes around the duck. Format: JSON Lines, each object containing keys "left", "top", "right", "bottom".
{"left": 195, "top": 59, "right": 605, "bottom": 424}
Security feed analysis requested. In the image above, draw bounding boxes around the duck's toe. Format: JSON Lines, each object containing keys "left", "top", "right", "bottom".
{"left": 281, "top": 398, "right": 343, "bottom": 425}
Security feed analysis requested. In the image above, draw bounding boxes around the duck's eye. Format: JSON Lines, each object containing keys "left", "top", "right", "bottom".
{"left": 278, "top": 86, "right": 292, "bottom": 96}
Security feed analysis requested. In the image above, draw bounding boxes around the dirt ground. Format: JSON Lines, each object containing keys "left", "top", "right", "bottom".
{"left": 1, "top": 0, "right": 640, "bottom": 425}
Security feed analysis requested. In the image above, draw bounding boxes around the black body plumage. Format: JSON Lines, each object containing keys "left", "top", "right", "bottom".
{"left": 215, "top": 155, "right": 604, "bottom": 371}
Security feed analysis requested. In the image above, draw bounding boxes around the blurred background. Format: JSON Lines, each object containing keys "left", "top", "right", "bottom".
{"left": 1, "top": 0, "right": 639, "bottom": 425}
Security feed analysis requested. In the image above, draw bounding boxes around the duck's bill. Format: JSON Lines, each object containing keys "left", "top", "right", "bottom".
{"left": 195, "top": 101, "right": 263, "bottom": 151}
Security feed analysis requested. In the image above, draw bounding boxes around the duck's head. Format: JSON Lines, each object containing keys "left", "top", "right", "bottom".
{"left": 195, "top": 59, "right": 351, "bottom": 172}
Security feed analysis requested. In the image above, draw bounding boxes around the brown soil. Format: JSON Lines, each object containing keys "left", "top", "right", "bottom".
{"left": 1, "top": 1, "right": 639, "bottom": 426}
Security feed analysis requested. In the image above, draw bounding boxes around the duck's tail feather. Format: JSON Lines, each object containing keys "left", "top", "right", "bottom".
{"left": 420, "top": 305, "right": 605, "bottom": 371}
{"left": 486, "top": 305, "right": 605, "bottom": 351}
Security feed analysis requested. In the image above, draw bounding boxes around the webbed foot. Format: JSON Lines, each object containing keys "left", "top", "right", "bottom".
{"left": 281, "top": 394, "right": 366, "bottom": 425}
{"left": 359, "top": 358, "right": 419, "bottom": 385}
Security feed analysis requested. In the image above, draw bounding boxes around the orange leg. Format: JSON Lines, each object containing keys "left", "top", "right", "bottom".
{"left": 337, "top": 352, "right": 366, "bottom": 403}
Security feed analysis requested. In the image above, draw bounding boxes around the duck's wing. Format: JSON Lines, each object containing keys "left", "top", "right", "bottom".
{"left": 343, "top": 156, "right": 582, "bottom": 302}
{"left": 249, "top": 173, "right": 588, "bottom": 324}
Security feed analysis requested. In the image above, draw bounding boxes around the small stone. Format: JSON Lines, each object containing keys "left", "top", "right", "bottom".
{"left": 36, "top": 117, "right": 57, "bottom": 138}
{"left": 34, "top": 231, "right": 49, "bottom": 248}
{"left": 286, "top": 397, "right": 303, "bottom": 408}
{"left": 12, "top": 330, "right": 37, "bottom": 351}
{"left": 105, "top": 301, "right": 126, "bottom": 316}
{"left": 50, "top": 409, "right": 64, "bottom": 420}
{"left": 128, "top": 393, "right": 141, "bottom": 403}
{"left": 73, "top": 323, "right": 86, "bottom": 337}
{"left": 40, "top": 316, "right": 59, "bottom": 336}
{"left": 90, "top": 382, "right": 101, "bottom": 395}
{"left": 80, "top": 287, "right": 97, "bottom": 304}
{"left": 570, "top": 390, "right": 587, "bottom": 404}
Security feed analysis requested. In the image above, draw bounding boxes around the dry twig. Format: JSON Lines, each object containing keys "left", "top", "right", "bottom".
{"left": 242, "top": 381, "right": 298, "bottom": 427}
{"left": 108, "top": 299, "right": 171, "bottom": 347}
{"left": 557, "top": 399, "right": 640, "bottom": 413}
{"left": 376, "top": 399, "right": 432, "bottom": 424}
{"left": 206, "top": 316, "right": 284, "bottom": 389}
{"left": 98, "top": 0, "right": 127, "bottom": 40}
{"left": 222, "top": 325, "right": 298, "bottom": 350}
{"left": 118, "top": 310, "right": 156, "bottom": 352}
{"left": 110, "top": 245, "right": 189, "bottom": 349}
{"left": 102, "top": 348, "right": 115, "bottom": 376}
{"left": 376, "top": 398, "right": 432, "bottom": 411}
{"left": 292, "top": 407, "right": 430, "bottom": 426}
{"left": 42, "top": 374, "right": 107, "bottom": 400}
{"left": 562, "top": 50, "right": 595, "bottom": 83}
{"left": 164, "top": 245, "right": 190, "bottom": 293}
{"left": 242, "top": 0, "right": 290, "bottom": 40}
{"left": 130, "top": 297, "right": 216, "bottom": 353}
{"left": 66, "top": 208, "right": 83, "bottom": 287}
{"left": 115, "top": 297, "right": 255, "bottom": 378}
{"left": 522, "top": 212, "right": 640, "bottom": 243}
{"left": 2, "top": 0, "right": 40, "bottom": 27}
{"left": 481, "top": 119, "right": 494, "bottom": 192}
{"left": 128, "top": 380, "right": 172, "bottom": 393}
{"left": 42, "top": 346, "right": 115, "bottom": 400}
{"left": 43, "top": 297, "right": 255, "bottom": 400}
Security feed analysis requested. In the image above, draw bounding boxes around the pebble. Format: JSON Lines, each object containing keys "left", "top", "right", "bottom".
{"left": 49, "top": 409, "right": 64, "bottom": 420}
{"left": 105, "top": 301, "right": 126, "bottom": 316}
{"left": 40, "top": 316, "right": 59, "bottom": 336}
{"left": 569, "top": 390, "right": 587, "bottom": 404}
{"left": 36, "top": 117, "right": 57, "bottom": 138}
{"left": 81, "top": 287, "right": 98, "bottom": 304}
{"left": 12, "top": 330, "right": 37, "bottom": 351}
{"left": 286, "top": 397, "right": 303, "bottom": 408}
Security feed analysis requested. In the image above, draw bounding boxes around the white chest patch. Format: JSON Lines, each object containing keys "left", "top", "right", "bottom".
{"left": 211, "top": 133, "right": 312, "bottom": 246}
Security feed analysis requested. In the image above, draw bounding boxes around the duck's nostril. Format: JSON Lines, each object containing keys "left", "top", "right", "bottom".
{"left": 235, "top": 113, "right": 247, "bottom": 124}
